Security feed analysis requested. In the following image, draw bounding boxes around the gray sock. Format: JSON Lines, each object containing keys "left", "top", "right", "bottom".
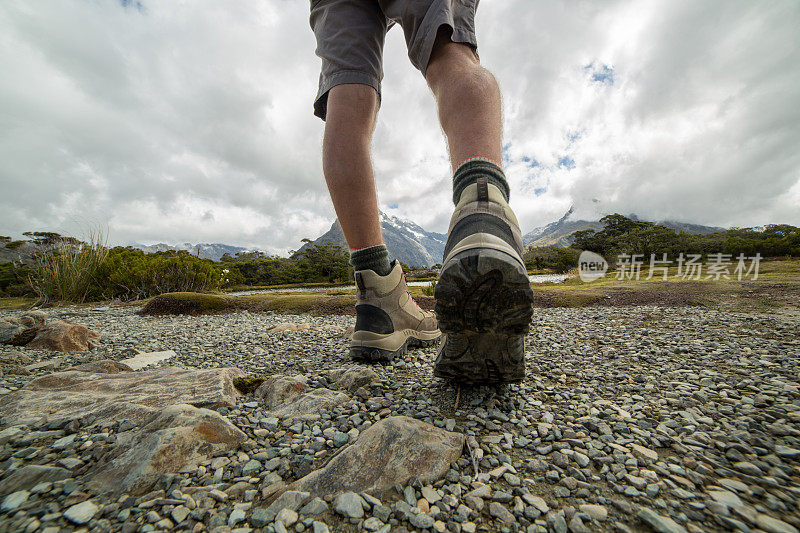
{"left": 349, "top": 244, "right": 392, "bottom": 275}
{"left": 452, "top": 158, "right": 510, "bottom": 204}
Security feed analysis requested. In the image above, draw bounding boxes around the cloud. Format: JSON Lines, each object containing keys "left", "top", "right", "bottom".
{"left": 1, "top": 0, "right": 798, "bottom": 253}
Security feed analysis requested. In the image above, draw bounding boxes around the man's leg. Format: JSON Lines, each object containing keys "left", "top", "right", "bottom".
{"left": 425, "top": 28, "right": 502, "bottom": 172}
{"left": 422, "top": 28, "right": 533, "bottom": 384}
{"left": 322, "top": 84, "right": 386, "bottom": 258}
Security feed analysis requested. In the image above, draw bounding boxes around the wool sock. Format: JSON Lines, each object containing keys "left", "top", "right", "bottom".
{"left": 349, "top": 244, "right": 392, "bottom": 275}
{"left": 452, "top": 157, "right": 510, "bottom": 205}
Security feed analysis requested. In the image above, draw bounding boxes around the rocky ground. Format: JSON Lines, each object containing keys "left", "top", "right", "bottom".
{"left": 0, "top": 303, "right": 799, "bottom": 533}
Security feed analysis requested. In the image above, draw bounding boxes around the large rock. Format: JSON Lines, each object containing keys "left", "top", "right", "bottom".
{"left": 0, "top": 362, "right": 243, "bottom": 426}
{"left": 288, "top": 416, "right": 464, "bottom": 497}
{"left": 88, "top": 404, "right": 247, "bottom": 495}
{"left": 0, "top": 311, "right": 46, "bottom": 345}
{"left": 25, "top": 320, "right": 100, "bottom": 352}
{"left": 0, "top": 465, "right": 70, "bottom": 497}
{"left": 256, "top": 374, "right": 308, "bottom": 409}
{"left": 0, "top": 363, "right": 247, "bottom": 496}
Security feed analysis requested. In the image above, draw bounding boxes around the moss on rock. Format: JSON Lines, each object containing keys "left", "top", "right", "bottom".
{"left": 138, "top": 292, "right": 233, "bottom": 316}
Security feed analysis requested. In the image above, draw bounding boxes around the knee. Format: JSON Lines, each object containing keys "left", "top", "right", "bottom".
{"left": 326, "top": 84, "right": 380, "bottom": 132}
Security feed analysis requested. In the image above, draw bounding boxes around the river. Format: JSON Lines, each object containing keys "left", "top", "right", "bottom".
{"left": 227, "top": 273, "right": 567, "bottom": 295}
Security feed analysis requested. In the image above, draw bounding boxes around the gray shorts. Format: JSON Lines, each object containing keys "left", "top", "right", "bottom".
{"left": 309, "top": 0, "right": 479, "bottom": 120}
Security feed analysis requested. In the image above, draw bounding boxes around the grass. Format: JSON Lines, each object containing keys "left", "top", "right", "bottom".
{"left": 531, "top": 259, "right": 800, "bottom": 314}
{"left": 0, "top": 297, "right": 38, "bottom": 310}
{"left": 137, "top": 290, "right": 358, "bottom": 316}
{"left": 25, "top": 228, "right": 108, "bottom": 305}
{"left": 6, "top": 258, "right": 797, "bottom": 316}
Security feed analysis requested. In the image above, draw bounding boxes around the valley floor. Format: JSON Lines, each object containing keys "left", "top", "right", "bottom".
{"left": 0, "top": 303, "right": 799, "bottom": 532}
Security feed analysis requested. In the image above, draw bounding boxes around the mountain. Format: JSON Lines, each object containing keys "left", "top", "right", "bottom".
{"left": 129, "top": 242, "right": 250, "bottom": 261}
{"left": 299, "top": 211, "right": 447, "bottom": 267}
{"left": 523, "top": 207, "right": 604, "bottom": 247}
{"left": 523, "top": 208, "right": 726, "bottom": 247}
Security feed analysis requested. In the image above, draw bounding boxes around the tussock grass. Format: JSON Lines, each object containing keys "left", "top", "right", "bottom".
{"left": 26, "top": 228, "right": 108, "bottom": 306}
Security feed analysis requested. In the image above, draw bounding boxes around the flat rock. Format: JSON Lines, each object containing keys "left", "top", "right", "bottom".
{"left": 756, "top": 514, "right": 799, "bottom": 533}
{"left": 88, "top": 404, "right": 247, "bottom": 495}
{"left": 63, "top": 500, "right": 99, "bottom": 524}
{"left": 0, "top": 465, "right": 70, "bottom": 497}
{"left": 289, "top": 416, "right": 464, "bottom": 497}
{"left": 0, "top": 363, "right": 243, "bottom": 426}
{"left": 637, "top": 508, "right": 687, "bottom": 533}
{"left": 119, "top": 350, "right": 177, "bottom": 370}
{"left": 26, "top": 320, "right": 100, "bottom": 352}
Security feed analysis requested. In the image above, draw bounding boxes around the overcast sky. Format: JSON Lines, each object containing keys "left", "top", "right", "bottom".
{"left": 2, "top": 1, "right": 799, "bottom": 254}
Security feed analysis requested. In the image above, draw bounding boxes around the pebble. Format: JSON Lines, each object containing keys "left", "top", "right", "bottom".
{"left": 1, "top": 305, "right": 798, "bottom": 533}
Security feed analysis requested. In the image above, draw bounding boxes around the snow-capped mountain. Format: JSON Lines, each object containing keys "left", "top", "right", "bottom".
{"left": 523, "top": 207, "right": 725, "bottom": 247}
{"left": 298, "top": 211, "right": 447, "bottom": 267}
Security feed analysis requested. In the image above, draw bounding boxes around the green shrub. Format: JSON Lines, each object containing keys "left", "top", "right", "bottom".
{"left": 421, "top": 280, "right": 436, "bottom": 296}
{"left": 95, "top": 247, "right": 222, "bottom": 300}
{"left": 5, "top": 240, "right": 26, "bottom": 250}
{"left": 0, "top": 263, "right": 34, "bottom": 297}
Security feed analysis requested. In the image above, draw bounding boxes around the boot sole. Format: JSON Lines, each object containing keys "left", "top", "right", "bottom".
{"left": 350, "top": 335, "right": 440, "bottom": 363}
{"left": 433, "top": 248, "right": 533, "bottom": 384}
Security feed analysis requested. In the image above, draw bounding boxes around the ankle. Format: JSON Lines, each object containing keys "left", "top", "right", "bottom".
{"left": 349, "top": 245, "right": 392, "bottom": 276}
{"left": 452, "top": 157, "right": 510, "bottom": 205}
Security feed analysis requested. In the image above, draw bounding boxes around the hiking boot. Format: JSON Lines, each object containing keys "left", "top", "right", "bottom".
{"left": 350, "top": 261, "right": 441, "bottom": 361}
{"left": 434, "top": 176, "right": 534, "bottom": 383}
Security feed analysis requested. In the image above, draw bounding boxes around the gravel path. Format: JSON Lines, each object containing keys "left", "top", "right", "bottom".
{"left": 1, "top": 304, "right": 799, "bottom": 532}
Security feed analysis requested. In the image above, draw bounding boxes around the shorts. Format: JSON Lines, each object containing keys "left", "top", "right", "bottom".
{"left": 309, "top": 0, "right": 480, "bottom": 120}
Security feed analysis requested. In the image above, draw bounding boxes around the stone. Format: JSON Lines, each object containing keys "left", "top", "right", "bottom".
{"left": 26, "top": 320, "right": 100, "bottom": 351}
{"left": 255, "top": 374, "right": 308, "bottom": 409}
{"left": 64, "top": 500, "right": 99, "bottom": 524}
{"left": 410, "top": 513, "right": 435, "bottom": 528}
{"left": 268, "top": 323, "right": 311, "bottom": 332}
{"left": 289, "top": 416, "right": 464, "bottom": 497}
{"left": 579, "top": 504, "right": 608, "bottom": 521}
{"left": 89, "top": 404, "right": 246, "bottom": 495}
{"left": 0, "top": 465, "right": 70, "bottom": 497}
{"left": 274, "top": 389, "right": 350, "bottom": 420}
{"left": 756, "top": 514, "right": 798, "bottom": 533}
{"left": 119, "top": 350, "right": 176, "bottom": 370}
{"left": 489, "top": 502, "right": 515, "bottom": 524}
{"left": 313, "top": 522, "right": 330, "bottom": 533}
{"left": 329, "top": 366, "right": 380, "bottom": 391}
{"left": 708, "top": 490, "right": 743, "bottom": 510}
{"left": 267, "top": 491, "right": 311, "bottom": 514}
{"left": 228, "top": 509, "right": 246, "bottom": 527}
{"left": 733, "top": 462, "right": 762, "bottom": 476}
{"left": 630, "top": 444, "right": 659, "bottom": 462}
{"left": 172, "top": 505, "right": 190, "bottom": 523}
{"left": 334, "top": 492, "right": 364, "bottom": 519}
{"left": 250, "top": 508, "right": 272, "bottom": 528}
{"left": 775, "top": 445, "right": 800, "bottom": 458}
{"left": 637, "top": 508, "right": 688, "bottom": 533}
{"left": 522, "top": 494, "right": 549, "bottom": 514}
{"left": 276, "top": 507, "right": 299, "bottom": 526}
{"left": 0, "top": 364, "right": 243, "bottom": 426}
{"left": 1, "top": 312, "right": 45, "bottom": 345}
{"left": 0, "top": 490, "right": 30, "bottom": 511}
{"left": 68, "top": 360, "right": 133, "bottom": 373}
{"left": 300, "top": 497, "right": 328, "bottom": 515}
